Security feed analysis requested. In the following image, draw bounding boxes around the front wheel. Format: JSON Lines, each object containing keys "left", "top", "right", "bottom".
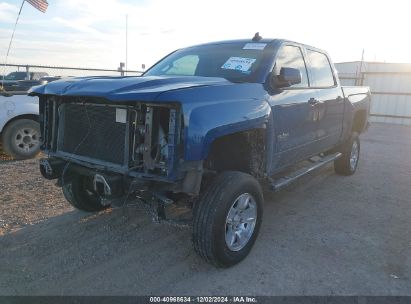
{"left": 334, "top": 132, "right": 360, "bottom": 176}
{"left": 62, "top": 174, "right": 110, "bottom": 212}
{"left": 193, "top": 171, "right": 263, "bottom": 268}
{"left": 1, "top": 119, "right": 41, "bottom": 160}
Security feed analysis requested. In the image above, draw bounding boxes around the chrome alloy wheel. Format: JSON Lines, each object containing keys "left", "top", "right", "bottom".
{"left": 225, "top": 193, "right": 257, "bottom": 252}
{"left": 350, "top": 140, "right": 359, "bottom": 171}
{"left": 14, "top": 127, "right": 40, "bottom": 154}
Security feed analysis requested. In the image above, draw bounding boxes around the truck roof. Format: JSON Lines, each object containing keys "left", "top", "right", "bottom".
{"left": 185, "top": 38, "right": 328, "bottom": 55}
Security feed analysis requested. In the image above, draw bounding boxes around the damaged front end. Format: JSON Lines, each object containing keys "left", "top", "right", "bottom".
{"left": 38, "top": 96, "right": 199, "bottom": 224}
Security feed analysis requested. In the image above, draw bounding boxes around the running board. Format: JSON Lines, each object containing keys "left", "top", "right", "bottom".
{"left": 269, "top": 152, "right": 342, "bottom": 192}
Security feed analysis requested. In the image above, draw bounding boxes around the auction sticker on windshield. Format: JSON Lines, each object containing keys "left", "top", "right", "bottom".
{"left": 221, "top": 57, "right": 256, "bottom": 72}
{"left": 243, "top": 43, "right": 267, "bottom": 50}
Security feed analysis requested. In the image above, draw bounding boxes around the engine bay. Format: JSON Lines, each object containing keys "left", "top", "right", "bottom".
{"left": 40, "top": 96, "right": 182, "bottom": 179}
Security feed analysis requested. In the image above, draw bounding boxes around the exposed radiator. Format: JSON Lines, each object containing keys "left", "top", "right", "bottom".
{"left": 58, "top": 103, "right": 127, "bottom": 165}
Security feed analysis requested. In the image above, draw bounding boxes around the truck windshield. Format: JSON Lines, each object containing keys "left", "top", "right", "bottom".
{"left": 4, "top": 72, "right": 27, "bottom": 81}
{"left": 144, "top": 42, "right": 269, "bottom": 82}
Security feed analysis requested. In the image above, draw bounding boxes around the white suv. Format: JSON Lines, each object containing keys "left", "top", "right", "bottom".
{"left": 0, "top": 92, "right": 40, "bottom": 159}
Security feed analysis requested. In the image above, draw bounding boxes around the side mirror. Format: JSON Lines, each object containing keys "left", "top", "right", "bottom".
{"left": 277, "top": 67, "right": 302, "bottom": 88}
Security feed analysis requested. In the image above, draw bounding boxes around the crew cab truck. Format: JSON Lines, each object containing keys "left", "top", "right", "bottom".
{"left": 31, "top": 35, "right": 370, "bottom": 267}
{"left": 1, "top": 71, "right": 48, "bottom": 92}
{"left": 0, "top": 92, "right": 41, "bottom": 159}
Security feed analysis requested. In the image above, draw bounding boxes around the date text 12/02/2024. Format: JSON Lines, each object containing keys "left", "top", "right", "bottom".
{"left": 149, "top": 296, "right": 257, "bottom": 303}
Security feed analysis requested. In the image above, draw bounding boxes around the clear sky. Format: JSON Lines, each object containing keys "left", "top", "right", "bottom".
{"left": 0, "top": 0, "right": 410, "bottom": 71}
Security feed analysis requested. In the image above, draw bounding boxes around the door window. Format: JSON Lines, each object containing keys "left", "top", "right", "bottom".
{"left": 275, "top": 45, "right": 309, "bottom": 88}
{"left": 306, "top": 50, "right": 335, "bottom": 87}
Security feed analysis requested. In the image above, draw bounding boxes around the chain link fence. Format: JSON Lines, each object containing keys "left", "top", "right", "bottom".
{"left": 1, "top": 63, "right": 144, "bottom": 94}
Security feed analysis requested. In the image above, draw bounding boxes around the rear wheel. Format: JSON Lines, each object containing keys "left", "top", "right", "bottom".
{"left": 334, "top": 132, "right": 360, "bottom": 175}
{"left": 1, "top": 119, "right": 40, "bottom": 160}
{"left": 62, "top": 174, "right": 109, "bottom": 212}
{"left": 193, "top": 171, "right": 263, "bottom": 267}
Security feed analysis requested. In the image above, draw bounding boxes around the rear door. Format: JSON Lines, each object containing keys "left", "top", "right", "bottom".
{"left": 305, "top": 49, "right": 344, "bottom": 151}
{"left": 269, "top": 44, "right": 320, "bottom": 171}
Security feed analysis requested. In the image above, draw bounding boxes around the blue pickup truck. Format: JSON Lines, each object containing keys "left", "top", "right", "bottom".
{"left": 31, "top": 34, "right": 370, "bottom": 267}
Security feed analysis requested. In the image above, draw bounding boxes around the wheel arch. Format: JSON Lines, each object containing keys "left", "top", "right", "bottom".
{"left": 204, "top": 128, "right": 267, "bottom": 178}
{"left": 352, "top": 109, "right": 367, "bottom": 133}
{"left": 1, "top": 114, "right": 39, "bottom": 134}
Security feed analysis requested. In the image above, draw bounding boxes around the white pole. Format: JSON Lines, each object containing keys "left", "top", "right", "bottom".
{"left": 2, "top": 0, "right": 25, "bottom": 87}
{"left": 125, "top": 14, "right": 128, "bottom": 76}
{"left": 358, "top": 49, "right": 365, "bottom": 86}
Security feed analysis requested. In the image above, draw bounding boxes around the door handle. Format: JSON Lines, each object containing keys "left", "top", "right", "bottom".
{"left": 336, "top": 96, "right": 344, "bottom": 102}
{"left": 308, "top": 97, "right": 319, "bottom": 106}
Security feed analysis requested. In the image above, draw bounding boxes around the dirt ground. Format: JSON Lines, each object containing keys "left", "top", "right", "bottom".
{"left": 0, "top": 149, "right": 72, "bottom": 236}
{"left": 0, "top": 123, "right": 410, "bottom": 295}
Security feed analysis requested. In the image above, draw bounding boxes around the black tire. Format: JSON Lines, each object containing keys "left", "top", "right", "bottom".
{"left": 193, "top": 171, "right": 263, "bottom": 267}
{"left": 1, "top": 119, "right": 40, "bottom": 160}
{"left": 62, "top": 174, "right": 109, "bottom": 212}
{"left": 334, "top": 132, "right": 360, "bottom": 176}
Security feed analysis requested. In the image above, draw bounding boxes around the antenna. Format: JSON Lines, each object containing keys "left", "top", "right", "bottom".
{"left": 252, "top": 32, "right": 262, "bottom": 41}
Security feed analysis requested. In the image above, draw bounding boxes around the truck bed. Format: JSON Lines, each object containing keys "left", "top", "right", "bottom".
{"left": 342, "top": 86, "right": 370, "bottom": 100}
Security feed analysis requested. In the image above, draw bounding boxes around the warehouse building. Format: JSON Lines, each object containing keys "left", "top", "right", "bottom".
{"left": 336, "top": 62, "right": 411, "bottom": 125}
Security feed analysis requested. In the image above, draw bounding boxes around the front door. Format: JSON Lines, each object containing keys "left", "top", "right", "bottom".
{"left": 269, "top": 45, "right": 319, "bottom": 172}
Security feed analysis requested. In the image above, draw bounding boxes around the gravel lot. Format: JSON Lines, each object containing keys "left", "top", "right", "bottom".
{"left": 0, "top": 123, "right": 410, "bottom": 295}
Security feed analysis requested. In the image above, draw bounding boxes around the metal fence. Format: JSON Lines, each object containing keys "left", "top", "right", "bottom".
{"left": 1, "top": 63, "right": 143, "bottom": 79}
{"left": 336, "top": 62, "right": 411, "bottom": 125}
{"left": 1, "top": 63, "right": 144, "bottom": 94}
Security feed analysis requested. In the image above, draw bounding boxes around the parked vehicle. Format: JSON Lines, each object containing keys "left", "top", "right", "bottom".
{"left": 4, "top": 76, "right": 61, "bottom": 93}
{"left": 0, "top": 92, "right": 40, "bottom": 159}
{"left": 2, "top": 71, "right": 29, "bottom": 81}
{"left": 39, "top": 76, "right": 62, "bottom": 83}
{"left": 32, "top": 35, "right": 370, "bottom": 267}
{"left": 1, "top": 71, "right": 49, "bottom": 92}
